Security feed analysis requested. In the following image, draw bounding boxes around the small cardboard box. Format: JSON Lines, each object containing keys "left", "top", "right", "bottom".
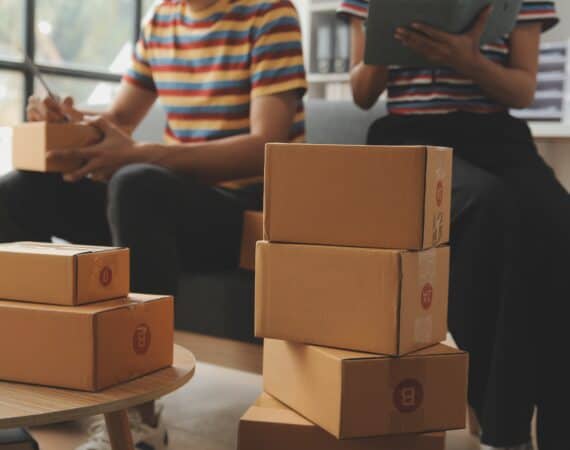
{"left": 239, "top": 211, "right": 263, "bottom": 271}
{"left": 238, "top": 393, "right": 446, "bottom": 450}
{"left": 263, "top": 143, "right": 452, "bottom": 250}
{"left": 256, "top": 242, "right": 449, "bottom": 355}
{"left": 12, "top": 122, "right": 102, "bottom": 173}
{"left": 263, "top": 340, "right": 468, "bottom": 439}
{"left": 0, "top": 242, "right": 129, "bottom": 306}
{"left": 0, "top": 293, "right": 174, "bottom": 391}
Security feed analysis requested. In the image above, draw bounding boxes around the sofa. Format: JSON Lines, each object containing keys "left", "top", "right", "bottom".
{"left": 133, "top": 99, "right": 387, "bottom": 342}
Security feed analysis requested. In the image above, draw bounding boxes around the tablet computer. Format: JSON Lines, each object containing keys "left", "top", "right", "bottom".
{"left": 364, "top": 0, "right": 522, "bottom": 67}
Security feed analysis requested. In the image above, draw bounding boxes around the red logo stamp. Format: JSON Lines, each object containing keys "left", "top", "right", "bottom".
{"left": 436, "top": 180, "right": 444, "bottom": 207}
{"left": 393, "top": 379, "right": 424, "bottom": 413}
{"left": 99, "top": 266, "right": 112, "bottom": 287}
{"left": 421, "top": 283, "right": 433, "bottom": 310}
{"left": 133, "top": 324, "right": 151, "bottom": 355}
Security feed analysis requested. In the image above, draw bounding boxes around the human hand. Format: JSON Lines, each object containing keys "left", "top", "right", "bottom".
{"left": 394, "top": 6, "right": 492, "bottom": 75}
{"left": 47, "top": 117, "right": 146, "bottom": 183}
{"left": 26, "top": 95, "right": 84, "bottom": 123}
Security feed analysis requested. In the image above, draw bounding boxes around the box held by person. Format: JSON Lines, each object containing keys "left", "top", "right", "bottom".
{"left": 263, "top": 339, "right": 468, "bottom": 439}
{"left": 11, "top": 121, "right": 102, "bottom": 173}
{"left": 0, "top": 242, "right": 129, "bottom": 306}
{"left": 256, "top": 242, "right": 449, "bottom": 355}
{"left": 238, "top": 392, "right": 446, "bottom": 450}
{"left": 263, "top": 143, "right": 452, "bottom": 250}
{"left": 0, "top": 293, "right": 174, "bottom": 391}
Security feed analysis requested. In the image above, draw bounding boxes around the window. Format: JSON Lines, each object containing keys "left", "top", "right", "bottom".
{"left": 0, "top": 0, "right": 157, "bottom": 126}
{"left": 0, "top": 0, "right": 159, "bottom": 174}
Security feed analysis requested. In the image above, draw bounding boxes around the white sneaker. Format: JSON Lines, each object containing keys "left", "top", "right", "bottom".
{"left": 481, "top": 442, "right": 534, "bottom": 450}
{"left": 76, "top": 406, "right": 168, "bottom": 450}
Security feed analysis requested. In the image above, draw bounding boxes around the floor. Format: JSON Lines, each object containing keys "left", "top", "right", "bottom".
{"left": 30, "top": 331, "right": 481, "bottom": 450}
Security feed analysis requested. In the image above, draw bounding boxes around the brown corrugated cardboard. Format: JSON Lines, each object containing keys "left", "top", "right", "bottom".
{"left": 239, "top": 211, "right": 263, "bottom": 271}
{"left": 0, "top": 242, "right": 130, "bottom": 306}
{"left": 263, "top": 340, "right": 468, "bottom": 439}
{"left": 238, "top": 393, "right": 446, "bottom": 450}
{"left": 12, "top": 122, "right": 102, "bottom": 173}
{"left": 0, "top": 293, "right": 174, "bottom": 391}
{"left": 255, "top": 242, "right": 449, "bottom": 355}
{"left": 263, "top": 143, "right": 452, "bottom": 250}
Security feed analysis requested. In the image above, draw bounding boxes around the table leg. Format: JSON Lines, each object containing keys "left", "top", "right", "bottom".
{"left": 105, "top": 410, "right": 134, "bottom": 450}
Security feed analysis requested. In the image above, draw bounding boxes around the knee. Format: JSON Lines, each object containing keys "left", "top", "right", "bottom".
{"left": 107, "top": 164, "right": 177, "bottom": 217}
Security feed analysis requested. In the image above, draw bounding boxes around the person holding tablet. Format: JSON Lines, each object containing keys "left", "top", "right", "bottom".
{"left": 338, "top": 1, "right": 567, "bottom": 450}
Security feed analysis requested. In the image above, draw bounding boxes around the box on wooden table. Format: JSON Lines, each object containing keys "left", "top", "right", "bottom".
{"left": 0, "top": 242, "right": 129, "bottom": 306}
{"left": 11, "top": 122, "right": 102, "bottom": 173}
{"left": 263, "top": 339, "right": 468, "bottom": 439}
{"left": 0, "top": 293, "right": 174, "bottom": 391}
{"left": 255, "top": 242, "right": 449, "bottom": 355}
{"left": 238, "top": 393, "right": 446, "bottom": 450}
{"left": 263, "top": 143, "right": 452, "bottom": 250}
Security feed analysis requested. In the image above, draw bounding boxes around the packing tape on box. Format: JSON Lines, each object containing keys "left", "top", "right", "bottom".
{"left": 389, "top": 357, "right": 427, "bottom": 434}
{"left": 415, "top": 249, "right": 437, "bottom": 344}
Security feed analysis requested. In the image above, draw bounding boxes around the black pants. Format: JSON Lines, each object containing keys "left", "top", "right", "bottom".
{"left": 368, "top": 112, "right": 569, "bottom": 449}
{"left": 0, "top": 163, "right": 263, "bottom": 295}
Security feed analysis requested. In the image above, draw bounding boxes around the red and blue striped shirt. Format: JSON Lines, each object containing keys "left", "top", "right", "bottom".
{"left": 338, "top": 1, "right": 559, "bottom": 115}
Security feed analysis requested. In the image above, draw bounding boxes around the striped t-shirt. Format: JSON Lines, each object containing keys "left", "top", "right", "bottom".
{"left": 125, "top": 0, "right": 307, "bottom": 143}
{"left": 338, "top": 1, "right": 559, "bottom": 115}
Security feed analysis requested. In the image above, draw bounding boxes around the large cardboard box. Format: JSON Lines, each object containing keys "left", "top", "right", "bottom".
{"left": 0, "top": 242, "right": 129, "bottom": 306}
{"left": 256, "top": 242, "right": 449, "bottom": 355}
{"left": 11, "top": 122, "right": 102, "bottom": 173}
{"left": 263, "top": 143, "right": 452, "bottom": 250}
{"left": 263, "top": 340, "right": 468, "bottom": 439}
{"left": 0, "top": 293, "right": 174, "bottom": 391}
{"left": 238, "top": 393, "right": 446, "bottom": 450}
{"left": 239, "top": 210, "right": 263, "bottom": 271}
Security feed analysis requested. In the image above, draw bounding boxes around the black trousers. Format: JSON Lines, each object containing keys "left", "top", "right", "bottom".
{"left": 0, "top": 163, "right": 263, "bottom": 295}
{"left": 368, "top": 112, "right": 569, "bottom": 449}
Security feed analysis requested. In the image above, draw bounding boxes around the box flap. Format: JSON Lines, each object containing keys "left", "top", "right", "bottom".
{"left": 0, "top": 241, "right": 123, "bottom": 257}
{"left": 310, "top": 343, "right": 463, "bottom": 362}
{"left": 0, "top": 294, "right": 169, "bottom": 315}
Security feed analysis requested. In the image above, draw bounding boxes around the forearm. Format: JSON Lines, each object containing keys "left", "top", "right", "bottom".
{"left": 349, "top": 18, "right": 389, "bottom": 110}
{"left": 139, "top": 133, "right": 266, "bottom": 184}
{"left": 465, "top": 54, "right": 537, "bottom": 109}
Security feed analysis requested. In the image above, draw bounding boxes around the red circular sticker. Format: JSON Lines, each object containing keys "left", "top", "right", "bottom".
{"left": 421, "top": 283, "right": 433, "bottom": 310}
{"left": 99, "top": 266, "right": 112, "bottom": 287}
{"left": 436, "top": 181, "right": 444, "bottom": 207}
{"left": 133, "top": 324, "right": 151, "bottom": 355}
{"left": 393, "top": 379, "right": 424, "bottom": 413}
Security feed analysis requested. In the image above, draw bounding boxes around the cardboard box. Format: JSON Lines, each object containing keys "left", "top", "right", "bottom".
{"left": 12, "top": 122, "right": 102, "bottom": 173}
{"left": 263, "top": 340, "right": 468, "bottom": 438}
{"left": 255, "top": 242, "right": 449, "bottom": 355}
{"left": 239, "top": 210, "right": 263, "bottom": 271}
{"left": 238, "top": 393, "right": 446, "bottom": 450}
{"left": 263, "top": 143, "right": 452, "bottom": 250}
{"left": 0, "top": 242, "right": 130, "bottom": 306}
{"left": 0, "top": 293, "right": 174, "bottom": 391}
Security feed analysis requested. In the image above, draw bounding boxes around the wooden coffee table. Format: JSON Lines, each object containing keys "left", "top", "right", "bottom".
{"left": 0, "top": 345, "right": 195, "bottom": 450}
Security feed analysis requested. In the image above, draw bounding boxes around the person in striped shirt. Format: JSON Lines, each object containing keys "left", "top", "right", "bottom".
{"left": 339, "top": 1, "right": 567, "bottom": 450}
{"left": 1, "top": 1, "right": 306, "bottom": 449}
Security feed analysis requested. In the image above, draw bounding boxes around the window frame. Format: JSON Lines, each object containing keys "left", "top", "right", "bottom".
{"left": 0, "top": 0, "right": 144, "bottom": 120}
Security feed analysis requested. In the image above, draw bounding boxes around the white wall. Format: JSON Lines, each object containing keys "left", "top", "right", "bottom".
{"left": 543, "top": 1, "right": 568, "bottom": 42}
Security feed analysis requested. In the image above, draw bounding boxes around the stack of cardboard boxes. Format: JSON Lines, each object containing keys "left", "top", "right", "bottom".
{"left": 238, "top": 143, "right": 469, "bottom": 449}
{"left": 0, "top": 242, "right": 173, "bottom": 392}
